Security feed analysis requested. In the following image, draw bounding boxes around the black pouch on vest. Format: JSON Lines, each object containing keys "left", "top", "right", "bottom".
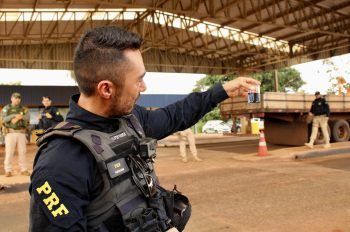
{"left": 160, "top": 186, "right": 191, "bottom": 232}
{"left": 148, "top": 189, "right": 171, "bottom": 231}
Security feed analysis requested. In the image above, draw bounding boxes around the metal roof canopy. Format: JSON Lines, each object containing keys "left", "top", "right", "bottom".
{"left": 0, "top": 0, "right": 350, "bottom": 74}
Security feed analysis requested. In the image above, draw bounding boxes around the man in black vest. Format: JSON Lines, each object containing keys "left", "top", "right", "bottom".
{"left": 304, "top": 91, "right": 331, "bottom": 148}
{"left": 29, "top": 26, "right": 260, "bottom": 231}
{"left": 38, "top": 96, "right": 64, "bottom": 130}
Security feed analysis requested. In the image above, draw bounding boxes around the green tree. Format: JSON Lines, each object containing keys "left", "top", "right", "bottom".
{"left": 321, "top": 58, "right": 350, "bottom": 94}
{"left": 252, "top": 68, "right": 305, "bottom": 93}
{"left": 323, "top": 58, "right": 338, "bottom": 94}
{"left": 193, "top": 74, "right": 234, "bottom": 92}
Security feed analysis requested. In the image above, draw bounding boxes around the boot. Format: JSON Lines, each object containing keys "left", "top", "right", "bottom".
{"left": 4, "top": 172, "right": 12, "bottom": 177}
{"left": 304, "top": 143, "right": 313, "bottom": 149}
{"left": 323, "top": 143, "right": 331, "bottom": 148}
{"left": 21, "top": 170, "right": 31, "bottom": 176}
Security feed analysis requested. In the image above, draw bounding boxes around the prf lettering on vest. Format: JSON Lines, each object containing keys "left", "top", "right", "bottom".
{"left": 36, "top": 181, "right": 70, "bottom": 217}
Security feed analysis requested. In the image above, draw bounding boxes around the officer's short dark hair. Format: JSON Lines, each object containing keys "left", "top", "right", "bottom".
{"left": 315, "top": 91, "right": 321, "bottom": 96}
{"left": 73, "top": 26, "right": 143, "bottom": 96}
{"left": 42, "top": 96, "right": 51, "bottom": 100}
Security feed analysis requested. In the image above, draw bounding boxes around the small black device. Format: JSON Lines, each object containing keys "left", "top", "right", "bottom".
{"left": 139, "top": 138, "right": 157, "bottom": 161}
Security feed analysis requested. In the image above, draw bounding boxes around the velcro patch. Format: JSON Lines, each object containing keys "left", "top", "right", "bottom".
{"left": 31, "top": 170, "right": 79, "bottom": 229}
{"left": 107, "top": 158, "right": 129, "bottom": 179}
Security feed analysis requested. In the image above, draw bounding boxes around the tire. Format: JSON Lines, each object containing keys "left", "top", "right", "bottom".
{"left": 331, "top": 119, "right": 350, "bottom": 142}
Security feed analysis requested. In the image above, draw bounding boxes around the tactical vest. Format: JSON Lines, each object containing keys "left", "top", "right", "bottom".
{"left": 2, "top": 104, "right": 27, "bottom": 129}
{"left": 35, "top": 114, "right": 191, "bottom": 232}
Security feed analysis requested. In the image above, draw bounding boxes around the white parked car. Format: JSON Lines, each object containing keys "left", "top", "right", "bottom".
{"left": 202, "top": 120, "right": 231, "bottom": 133}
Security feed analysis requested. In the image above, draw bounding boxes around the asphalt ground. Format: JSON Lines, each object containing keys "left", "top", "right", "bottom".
{"left": 1, "top": 134, "right": 350, "bottom": 232}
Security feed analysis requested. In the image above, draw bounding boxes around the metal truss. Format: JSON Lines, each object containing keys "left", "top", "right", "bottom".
{"left": 0, "top": 0, "right": 350, "bottom": 74}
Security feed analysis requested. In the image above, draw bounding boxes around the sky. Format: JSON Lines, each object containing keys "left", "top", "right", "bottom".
{"left": 0, "top": 53, "right": 350, "bottom": 94}
{"left": 292, "top": 53, "right": 350, "bottom": 94}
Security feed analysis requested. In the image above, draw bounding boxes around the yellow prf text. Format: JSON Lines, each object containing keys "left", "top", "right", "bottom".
{"left": 36, "top": 181, "right": 70, "bottom": 217}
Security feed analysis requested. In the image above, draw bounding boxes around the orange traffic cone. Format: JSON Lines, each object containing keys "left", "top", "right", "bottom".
{"left": 258, "top": 130, "right": 269, "bottom": 157}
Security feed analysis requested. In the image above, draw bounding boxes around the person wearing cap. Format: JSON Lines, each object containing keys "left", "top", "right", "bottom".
{"left": 38, "top": 96, "right": 64, "bottom": 130}
{"left": 0, "top": 92, "right": 30, "bottom": 177}
{"left": 304, "top": 91, "right": 331, "bottom": 149}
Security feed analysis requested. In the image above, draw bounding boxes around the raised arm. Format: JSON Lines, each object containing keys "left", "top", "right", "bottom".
{"left": 133, "top": 77, "right": 260, "bottom": 139}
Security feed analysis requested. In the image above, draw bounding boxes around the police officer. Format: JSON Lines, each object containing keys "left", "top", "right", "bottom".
{"left": 304, "top": 91, "right": 331, "bottom": 149}
{"left": 177, "top": 128, "right": 201, "bottom": 162}
{"left": 38, "top": 96, "right": 64, "bottom": 130}
{"left": 1, "top": 92, "right": 30, "bottom": 177}
{"left": 29, "top": 26, "right": 260, "bottom": 231}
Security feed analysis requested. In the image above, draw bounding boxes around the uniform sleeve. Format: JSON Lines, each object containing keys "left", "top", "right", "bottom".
{"left": 324, "top": 100, "right": 330, "bottom": 117}
{"left": 133, "top": 83, "right": 228, "bottom": 139}
{"left": 310, "top": 101, "right": 315, "bottom": 114}
{"left": 1, "top": 106, "right": 15, "bottom": 123}
{"left": 29, "top": 138, "right": 97, "bottom": 231}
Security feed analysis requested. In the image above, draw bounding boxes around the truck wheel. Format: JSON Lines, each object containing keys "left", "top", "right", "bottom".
{"left": 331, "top": 119, "right": 350, "bottom": 142}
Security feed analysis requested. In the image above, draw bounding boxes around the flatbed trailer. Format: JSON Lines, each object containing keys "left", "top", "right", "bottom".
{"left": 220, "top": 92, "right": 350, "bottom": 145}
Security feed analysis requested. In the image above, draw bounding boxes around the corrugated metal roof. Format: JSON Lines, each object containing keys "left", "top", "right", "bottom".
{"left": 1, "top": 0, "right": 350, "bottom": 72}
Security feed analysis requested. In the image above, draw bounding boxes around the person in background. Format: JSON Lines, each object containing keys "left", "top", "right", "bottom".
{"left": 304, "top": 91, "right": 331, "bottom": 149}
{"left": 177, "top": 128, "right": 201, "bottom": 162}
{"left": 1, "top": 92, "right": 30, "bottom": 177}
{"left": 38, "top": 96, "right": 64, "bottom": 130}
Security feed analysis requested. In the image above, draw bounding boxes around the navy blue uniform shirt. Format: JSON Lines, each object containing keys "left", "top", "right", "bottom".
{"left": 29, "top": 83, "right": 228, "bottom": 231}
{"left": 310, "top": 97, "right": 330, "bottom": 117}
{"left": 38, "top": 106, "right": 64, "bottom": 130}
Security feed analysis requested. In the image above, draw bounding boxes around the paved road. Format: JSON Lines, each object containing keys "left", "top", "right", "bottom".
{"left": 1, "top": 139, "right": 350, "bottom": 232}
{"left": 303, "top": 154, "right": 350, "bottom": 171}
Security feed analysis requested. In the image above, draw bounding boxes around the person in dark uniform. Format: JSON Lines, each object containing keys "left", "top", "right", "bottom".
{"left": 29, "top": 26, "right": 260, "bottom": 232}
{"left": 304, "top": 91, "right": 331, "bottom": 149}
{"left": 38, "top": 96, "right": 64, "bottom": 130}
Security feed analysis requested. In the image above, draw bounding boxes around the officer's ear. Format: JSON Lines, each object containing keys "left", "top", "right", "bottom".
{"left": 97, "top": 80, "right": 114, "bottom": 99}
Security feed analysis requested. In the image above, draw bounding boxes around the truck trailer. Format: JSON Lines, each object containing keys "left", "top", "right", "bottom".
{"left": 220, "top": 92, "right": 350, "bottom": 146}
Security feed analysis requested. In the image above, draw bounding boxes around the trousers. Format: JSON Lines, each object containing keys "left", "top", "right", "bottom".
{"left": 177, "top": 129, "right": 198, "bottom": 159}
{"left": 309, "top": 115, "right": 330, "bottom": 145}
{"left": 4, "top": 132, "right": 28, "bottom": 172}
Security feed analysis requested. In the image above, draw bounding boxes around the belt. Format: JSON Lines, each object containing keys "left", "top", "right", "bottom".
{"left": 7, "top": 128, "right": 26, "bottom": 133}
